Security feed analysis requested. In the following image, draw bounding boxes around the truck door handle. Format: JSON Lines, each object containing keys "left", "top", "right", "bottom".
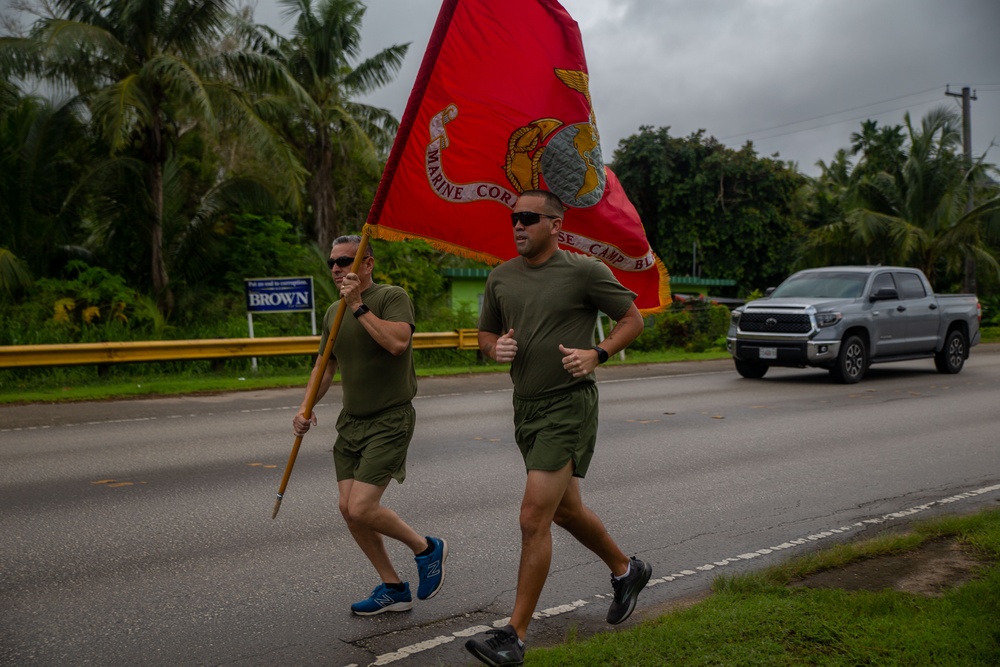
{"left": 896, "top": 305, "right": 907, "bottom": 312}
{"left": 929, "top": 303, "right": 938, "bottom": 310}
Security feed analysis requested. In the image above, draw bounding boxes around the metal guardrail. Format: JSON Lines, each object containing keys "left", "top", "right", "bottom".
{"left": 0, "top": 329, "right": 481, "bottom": 369}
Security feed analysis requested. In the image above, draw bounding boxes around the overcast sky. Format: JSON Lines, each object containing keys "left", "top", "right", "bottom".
{"left": 4, "top": 0, "right": 998, "bottom": 177}
{"left": 255, "top": 0, "right": 1000, "bottom": 177}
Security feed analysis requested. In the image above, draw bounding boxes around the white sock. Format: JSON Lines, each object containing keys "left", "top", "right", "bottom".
{"left": 614, "top": 561, "right": 632, "bottom": 580}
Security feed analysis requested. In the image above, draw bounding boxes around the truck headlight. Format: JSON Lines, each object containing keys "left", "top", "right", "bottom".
{"left": 815, "top": 311, "right": 842, "bottom": 327}
{"left": 730, "top": 310, "right": 742, "bottom": 324}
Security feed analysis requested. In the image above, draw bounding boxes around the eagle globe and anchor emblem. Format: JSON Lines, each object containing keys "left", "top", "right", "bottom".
{"left": 503, "top": 69, "right": 606, "bottom": 208}
{"left": 422, "top": 68, "right": 655, "bottom": 273}
{"left": 423, "top": 68, "right": 606, "bottom": 210}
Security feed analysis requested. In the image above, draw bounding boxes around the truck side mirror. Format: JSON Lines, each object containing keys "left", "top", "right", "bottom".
{"left": 870, "top": 287, "right": 898, "bottom": 302}
{"left": 764, "top": 287, "right": 776, "bottom": 297}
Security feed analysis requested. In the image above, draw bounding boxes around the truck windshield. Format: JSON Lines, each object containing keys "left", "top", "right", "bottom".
{"left": 770, "top": 272, "right": 868, "bottom": 299}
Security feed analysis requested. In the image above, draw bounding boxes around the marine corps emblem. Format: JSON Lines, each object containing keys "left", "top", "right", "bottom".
{"left": 504, "top": 68, "right": 606, "bottom": 208}
{"left": 422, "top": 68, "right": 606, "bottom": 211}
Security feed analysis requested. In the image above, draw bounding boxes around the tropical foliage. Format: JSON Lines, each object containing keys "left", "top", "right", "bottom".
{"left": 797, "top": 109, "right": 1000, "bottom": 290}
{"left": 1, "top": 0, "right": 308, "bottom": 312}
{"left": 254, "top": 0, "right": 409, "bottom": 251}
{"left": 611, "top": 127, "right": 808, "bottom": 291}
{"left": 612, "top": 116, "right": 1000, "bottom": 298}
{"left": 2, "top": 1, "right": 999, "bottom": 360}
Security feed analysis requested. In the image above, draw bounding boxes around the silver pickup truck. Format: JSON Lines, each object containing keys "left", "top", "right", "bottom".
{"left": 726, "top": 266, "right": 981, "bottom": 383}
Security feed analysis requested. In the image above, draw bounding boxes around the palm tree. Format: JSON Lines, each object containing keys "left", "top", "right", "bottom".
{"left": 258, "top": 0, "right": 409, "bottom": 251}
{"left": 795, "top": 150, "right": 862, "bottom": 267}
{"left": 1, "top": 0, "right": 307, "bottom": 312}
{"left": 850, "top": 119, "right": 905, "bottom": 179}
{"left": 802, "top": 108, "right": 1000, "bottom": 286}
{"left": 75, "top": 134, "right": 281, "bottom": 303}
{"left": 0, "top": 84, "right": 89, "bottom": 279}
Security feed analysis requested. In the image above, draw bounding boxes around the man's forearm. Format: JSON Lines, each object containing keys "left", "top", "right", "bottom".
{"left": 478, "top": 331, "right": 500, "bottom": 362}
{"left": 599, "top": 305, "right": 644, "bottom": 356}
{"left": 299, "top": 360, "right": 334, "bottom": 414}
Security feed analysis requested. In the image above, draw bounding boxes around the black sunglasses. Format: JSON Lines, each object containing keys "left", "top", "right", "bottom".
{"left": 327, "top": 256, "right": 354, "bottom": 269}
{"left": 510, "top": 211, "right": 556, "bottom": 227}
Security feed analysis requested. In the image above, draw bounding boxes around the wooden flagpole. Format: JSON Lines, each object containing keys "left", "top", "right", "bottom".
{"left": 271, "top": 233, "right": 371, "bottom": 519}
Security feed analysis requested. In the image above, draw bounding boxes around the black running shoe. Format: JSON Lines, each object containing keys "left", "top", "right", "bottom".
{"left": 465, "top": 624, "right": 524, "bottom": 667}
{"left": 607, "top": 556, "right": 652, "bottom": 624}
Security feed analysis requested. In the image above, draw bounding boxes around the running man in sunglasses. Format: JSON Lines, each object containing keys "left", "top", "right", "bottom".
{"left": 293, "top": 235, "right": 447, "bottom": 617}
{"left": 467, "top": 191, "right": 649, "bottom": 666}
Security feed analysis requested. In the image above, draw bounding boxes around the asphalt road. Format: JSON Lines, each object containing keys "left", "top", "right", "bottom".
{"left": 1, "top": 349, "right": 999, "bottom": 666}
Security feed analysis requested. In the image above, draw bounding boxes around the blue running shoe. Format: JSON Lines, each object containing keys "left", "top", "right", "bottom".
{"left": 350, "top": 583, "right": 413, "bottom": 616}
{"left": 415, "top": 536, "right": 448, "bottom": 600}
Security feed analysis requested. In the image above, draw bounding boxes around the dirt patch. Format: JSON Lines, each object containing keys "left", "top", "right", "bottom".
{"left": 790, "top": 538, "right": 986, "bottom": 597}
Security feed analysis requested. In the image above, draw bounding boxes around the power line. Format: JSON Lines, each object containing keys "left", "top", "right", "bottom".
{"left": 747, "top": 97, "right": 945, "bottom": 144}
{"left": 719, "top": 86, "right": 943, "bottom": 142}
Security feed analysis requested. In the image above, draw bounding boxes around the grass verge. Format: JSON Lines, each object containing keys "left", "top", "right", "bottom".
{"left": 0, "top": 348, "right": 731, "bottom": 404}
{"left": 529, "top": 509, "right": 1000, "bottom": 666}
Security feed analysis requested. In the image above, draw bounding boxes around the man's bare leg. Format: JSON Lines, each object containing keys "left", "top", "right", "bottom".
{"left": 338, "top": 479, "right": 428, "bottom": 582}
{"left": 553, "top": 477, "right": 630, "bottom": 577}
{"left": 508, "top": 462, "right": 574, "bottom": 639}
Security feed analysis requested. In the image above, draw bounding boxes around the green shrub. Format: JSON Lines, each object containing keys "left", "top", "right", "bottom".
{"left": 980, "top": 294, "right": 1000, "bottom": 327}
{"left": 218, "top": 214, "right": 315, "bottom": 294}
{"left": 633, "top": 297, "right": 731, "bottom": 352}
{"left": 0, "top": 261, "right": 163, "bottom": 345}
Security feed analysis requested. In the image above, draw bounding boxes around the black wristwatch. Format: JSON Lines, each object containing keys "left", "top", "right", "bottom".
{"left": 593, "top": 345, "right": 609, "bottom": 364}
{"left": 353, "top": 304, "right": 370, "bottom": 318}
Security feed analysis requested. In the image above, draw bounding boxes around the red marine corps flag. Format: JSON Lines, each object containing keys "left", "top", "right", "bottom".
{"left": 365, "top": 0, "right": 670, "bottom": 312}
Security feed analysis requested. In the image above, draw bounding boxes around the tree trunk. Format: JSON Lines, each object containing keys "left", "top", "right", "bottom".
{"left": 309, "top": 131, "right": 338, "bottom": 252}
{"left": 146, "top": 110, "right": 173, "bottom": 315}
{"left": 150, "top": 159, "right": 173, "bottom": 314}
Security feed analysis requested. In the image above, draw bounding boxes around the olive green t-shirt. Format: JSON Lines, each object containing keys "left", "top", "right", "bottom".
{"left": 478, "top": 250, "right": 637, "bottom": 398}
{"left": 318, "top": 283, "right": 417, "bottom": 417}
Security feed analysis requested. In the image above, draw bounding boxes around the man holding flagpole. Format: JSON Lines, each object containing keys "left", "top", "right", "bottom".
{"left": 292, "top": 235, "right": 447, "bottom": 616}
{"left": 467, "top": 191, "right": 651, "bottom": 666}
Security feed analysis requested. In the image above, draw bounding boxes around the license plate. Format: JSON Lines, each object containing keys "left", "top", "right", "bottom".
{"left": 759, "top": 347, "right": 777, "bottom": 359}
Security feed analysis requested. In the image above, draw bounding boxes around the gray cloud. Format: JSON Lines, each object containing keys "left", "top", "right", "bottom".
{"left": 347, "top": 0, "right": 1000, "bottom": 175}
{"left": 5, "top": 0, "right": 997, "bottom": 175}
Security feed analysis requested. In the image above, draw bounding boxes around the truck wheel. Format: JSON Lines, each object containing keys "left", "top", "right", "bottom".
{"left": 734, "top": 359, "right": 769, "bottom": 379}
{"left": 934, "top": 329, "right": 966, "bottom": 374}
{"left": 830, "top": 335, "right": 867, "bottom": 384}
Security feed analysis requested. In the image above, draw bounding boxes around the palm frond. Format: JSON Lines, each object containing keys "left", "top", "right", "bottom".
{"left": 0, "top": 247, "right": 34, "bottom": 295}
{"left": 88, "top": 73, "right": 151, "bottom": 152}
{"left": 161, "top": 0, "right": 230, "bottom": 56}
{"left": 0, "top": 35, "right": 46, "bottom": 80}
{"left": 207, "top": 82, "right": 307, "bottom": 208}
{"left": 344, "top": 43, "right": 408, "bottom": 96}
{"left": 211, "top": 50, "right": 319, "bottom": 115}
{"left": 33, "top": 18, "right": 128, "bottom": 87}
{"left": 144, "top": 53, "right": 216, "bottom": 128}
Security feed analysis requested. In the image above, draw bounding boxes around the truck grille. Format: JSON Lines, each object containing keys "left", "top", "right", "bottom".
{"left": 739, "top": 311, "right": 812, "bottom": 334}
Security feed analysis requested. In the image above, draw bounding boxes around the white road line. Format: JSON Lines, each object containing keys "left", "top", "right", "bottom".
{"left": 598, "top": 369, "right": 732, "bottom": 384}
{"left": 0, "top": 407, "right": 300, "bottom": 432}
{"left": 344, "top": 482, "right": 1000, "bottom": 667}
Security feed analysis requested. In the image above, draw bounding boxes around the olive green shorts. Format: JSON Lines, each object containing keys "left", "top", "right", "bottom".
{"left": 513, "top": 383, "right": 599, "bottom": 478}
{"left": 333, "top": 403, "right": 415, "bottom": 486}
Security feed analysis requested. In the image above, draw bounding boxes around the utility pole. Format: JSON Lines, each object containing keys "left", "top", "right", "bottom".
{"left": 945, "top": 85, "right": 977, "bottom": 293}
